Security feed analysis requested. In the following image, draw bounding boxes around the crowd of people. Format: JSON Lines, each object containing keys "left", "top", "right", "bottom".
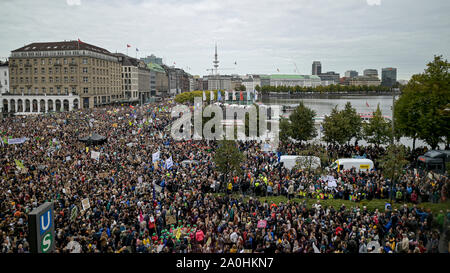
{"left": 0, "top": 100, "right": 448, "bottom": 253}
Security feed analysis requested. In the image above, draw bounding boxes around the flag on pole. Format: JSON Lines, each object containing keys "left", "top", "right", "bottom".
{"left": 210, "top": 91, "right": 214, "bottom": 102}
{"left": 240, "top": 91, "right": 243, "bottom": 101}
{"left": 225, "top": 91, "right": 228, "bottom": 101}
{"left": 218, "top": 90, "right": 222, "bottom": 101}
{"left": 255, "top": 91, "right": 258, "bottom": 101}
{"left": 232, "top": 91, "right": 236, "bottom": 101}
{"left": 202, "top": 91, "right": 206, "bottom": 101}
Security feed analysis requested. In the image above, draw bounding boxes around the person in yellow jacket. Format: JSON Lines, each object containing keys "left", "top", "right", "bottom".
{"left": 227, "top": 182, "right": 233, "bottom": 194}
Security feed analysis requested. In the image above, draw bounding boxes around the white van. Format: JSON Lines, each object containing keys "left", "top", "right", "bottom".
{"left": 279, "top": 155, "right": 321, "bottom": 170}
{"left": 329, "top": 158, "right": 374, "bottom": 172}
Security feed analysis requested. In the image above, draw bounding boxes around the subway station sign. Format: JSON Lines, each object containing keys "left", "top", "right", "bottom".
{"left": 28, "top": 202, "right": 55, "bottom": 253}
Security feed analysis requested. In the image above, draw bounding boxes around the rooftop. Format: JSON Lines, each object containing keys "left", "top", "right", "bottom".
{"left": 12, "top": 40, "right": 113, "bottom": 56}
{"left": 270, "top": 74, "right": 321, "bottom": 80}
{"left": 147, "top": 62, "right": 166, "bottom": 73}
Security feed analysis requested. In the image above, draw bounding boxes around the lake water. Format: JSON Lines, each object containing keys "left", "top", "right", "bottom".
{"left": 260, "top": 94, "right": 442, "bottom": 149}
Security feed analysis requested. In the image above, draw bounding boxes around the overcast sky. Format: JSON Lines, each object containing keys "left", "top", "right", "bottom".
{"left": 0, "top": 0, "right": 449, "bottom": 80}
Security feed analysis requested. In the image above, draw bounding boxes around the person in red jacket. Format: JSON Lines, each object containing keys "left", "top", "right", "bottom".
{"left": 195, "top": 228, "right": 205, "bottom": 245}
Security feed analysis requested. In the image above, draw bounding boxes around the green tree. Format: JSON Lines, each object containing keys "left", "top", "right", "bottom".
{"left": 279, "top": 117, "right": 292, "bottom": 143}
{"left": 399, "top": 55, "right": 450, "bottom": 149}
{"left": 287, "top": 102, "right": 317, "bottom": 143}
{"left": 342, "top": 102, "right": 362, "bottom": 144}
{"left": 213, "top": 139, "right": 244, "bottom": 192}
{"left": 379, "top": 144, "right": 409, "bottom": 202}
{"left": 394, "top": 90, "right": 422, "bottom": 149}
{"left": 363, "top": 104, "right": 392, "bottom": 146}
{"left": 255, "top": 85, "right": 261, "bottom": 92}
{"left": 322, "top": 106, "right": 348, "bottom": 145}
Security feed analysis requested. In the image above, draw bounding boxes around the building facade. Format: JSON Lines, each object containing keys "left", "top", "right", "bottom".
{"left": 270, "top": 74, "right": 322, "bottom": 87}
{"left": 140, "top": 54, "right": 163, "bottom": 65}
{"left": 3, "top": 40, "right": 122, "bottom": 114}
{"left": 161, "top": 65, "right": 190, "bottom": 95}
{"left": 347, "top": 76, "right": 381, "bottom": 86}
{"left": 381, "top": 67, "right": 397, "bottom": 87}
{"left": 147, "top": 63, "right": 168, "bottom": 97}
{"left": 115, "top": 53, "right": 151, "bottom": 104}
{"left": 204, "top": 75, "right": 232, "bottom": 91}
{"left": 0, "top": 61, "right": 9, "bottom": 95}
{"left": 319, "top": 71, "right": 340, "bottom": 84}
{"left": 363, "top": 69, "right": 378, "bottom": 77}
{"left": 345, "top": 70, "right": 358, "bottom": 78}
{"left": 312, "top": 61, "right": 322, "bottom": 75}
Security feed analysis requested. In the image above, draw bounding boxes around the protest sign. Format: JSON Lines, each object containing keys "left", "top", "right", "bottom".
{"left": 257, "top": 220, "right": 267, "bottom": 228}
{"left": 165, "top": 156, "right": 173, "bottom": 169}
{"left": 152, "top": 151, "right": 160, "bottom": 163}
{"left": 81, "top": 198, "right": 90, "bottom": 211}
{"left": 8, "top": 138, "right": 28, "bottom": 145}
{"left": 91, "top": 151, "right": 100, "bottom": 160}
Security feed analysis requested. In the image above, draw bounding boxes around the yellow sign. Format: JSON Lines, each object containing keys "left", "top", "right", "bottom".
{"left": 360, "top": 164, "right": 369, "bottom": 169}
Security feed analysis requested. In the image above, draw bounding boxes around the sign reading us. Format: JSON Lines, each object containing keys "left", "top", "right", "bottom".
{"left": 28, "top": 202, "right": 55, "bottom": 253}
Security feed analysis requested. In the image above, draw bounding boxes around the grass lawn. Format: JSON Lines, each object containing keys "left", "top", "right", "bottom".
{"left": 212, "top": 193, "right": 450, "bottom": 215}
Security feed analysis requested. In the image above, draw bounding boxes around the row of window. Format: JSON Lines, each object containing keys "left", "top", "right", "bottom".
{"left": 11, "top": 86, "right": 121, "bottom": 95}
{"left": 10, "top": 76, "right": 121, "bottom": 85}
{"left": 12, "top": 57, "right": 119, "bottom": 67}
{"left": 11, "top": 66, "right": 117, "bottom": 76}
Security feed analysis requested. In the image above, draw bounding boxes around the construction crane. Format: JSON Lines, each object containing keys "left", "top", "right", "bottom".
{"left": 206, "top": 67, "right": 235, "bottom": 75}
{"left": 292, "top": 61, "right": 299, "bottom": 73}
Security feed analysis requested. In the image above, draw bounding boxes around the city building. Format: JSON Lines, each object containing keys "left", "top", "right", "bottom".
{"left": 363, "top": 69, "right": 378, "bottom": 77}
{"left": 0, "top": 61, "right": 9, "bottom": 94}
{"left": 347, "top": 75, "right": 381, "bottom": 86}
{"left": 260, "top": 75, "right": 271, "bottom": 87}
{"left": 345, "top": 70, "right": 358, "bottom": 78}
{"left": 230, "top": 75, "right": 243, "bottom": 91}
{"left": 318, "top": 71, "right": 340, "bottom": 84}
{"left": 140, "top": 54, "right": 163, "bottom": 65}
{"left": 270, "top": 74, "right": 322, "bottom": 88}
{"left": 147, "top": 62, "right": 168, "bottom": 97}
{"left": 3, "top": 40, "right": 122, "bottom": 114}
{"left": 241, "top": 75, "right": 261, "bottom": 91}
{"left": 161, "top": 65, "right": 190, "bottom": 94}
{"left": 204, "top": 74, "right": 232, "bottom": 91}
{"left": 114, "top": 53, "right": 151, "bottom": 104}
{"left": 381, "top": 67, "right": 397, "bottom": 87}
{"left": 312, "top": 61, "right": 322, "bottom": 75}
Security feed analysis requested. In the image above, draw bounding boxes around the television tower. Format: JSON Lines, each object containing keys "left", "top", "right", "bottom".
{"left": 213, "top": 43, "right": 219, "bottom": 75}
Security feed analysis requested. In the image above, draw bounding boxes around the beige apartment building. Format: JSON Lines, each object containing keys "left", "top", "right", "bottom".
{"left": 3, "top": 40, "right": 122, "bottom": 113}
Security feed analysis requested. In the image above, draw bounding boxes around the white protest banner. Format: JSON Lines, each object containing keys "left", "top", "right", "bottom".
{"left": 165, "top": 156, "right": 173, "bottom": 169}
{"left": 327, "top": 180, "right": 337, "bottom": 188}
{"left": 91, "top": 151, "right": 100, "bottom": 160}
{"left": 8, "top": 137, "right": 28, "bottom": 145}
{"left": 152, "top": 151, "right": 160, "bottom": 163}
{"left": 81, "top": 198, "right": 90, "bottom": 211}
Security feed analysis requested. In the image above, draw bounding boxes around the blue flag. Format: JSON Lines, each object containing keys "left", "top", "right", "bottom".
{"left": 218, "top": 90, "right": 222, "bottom": 101}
